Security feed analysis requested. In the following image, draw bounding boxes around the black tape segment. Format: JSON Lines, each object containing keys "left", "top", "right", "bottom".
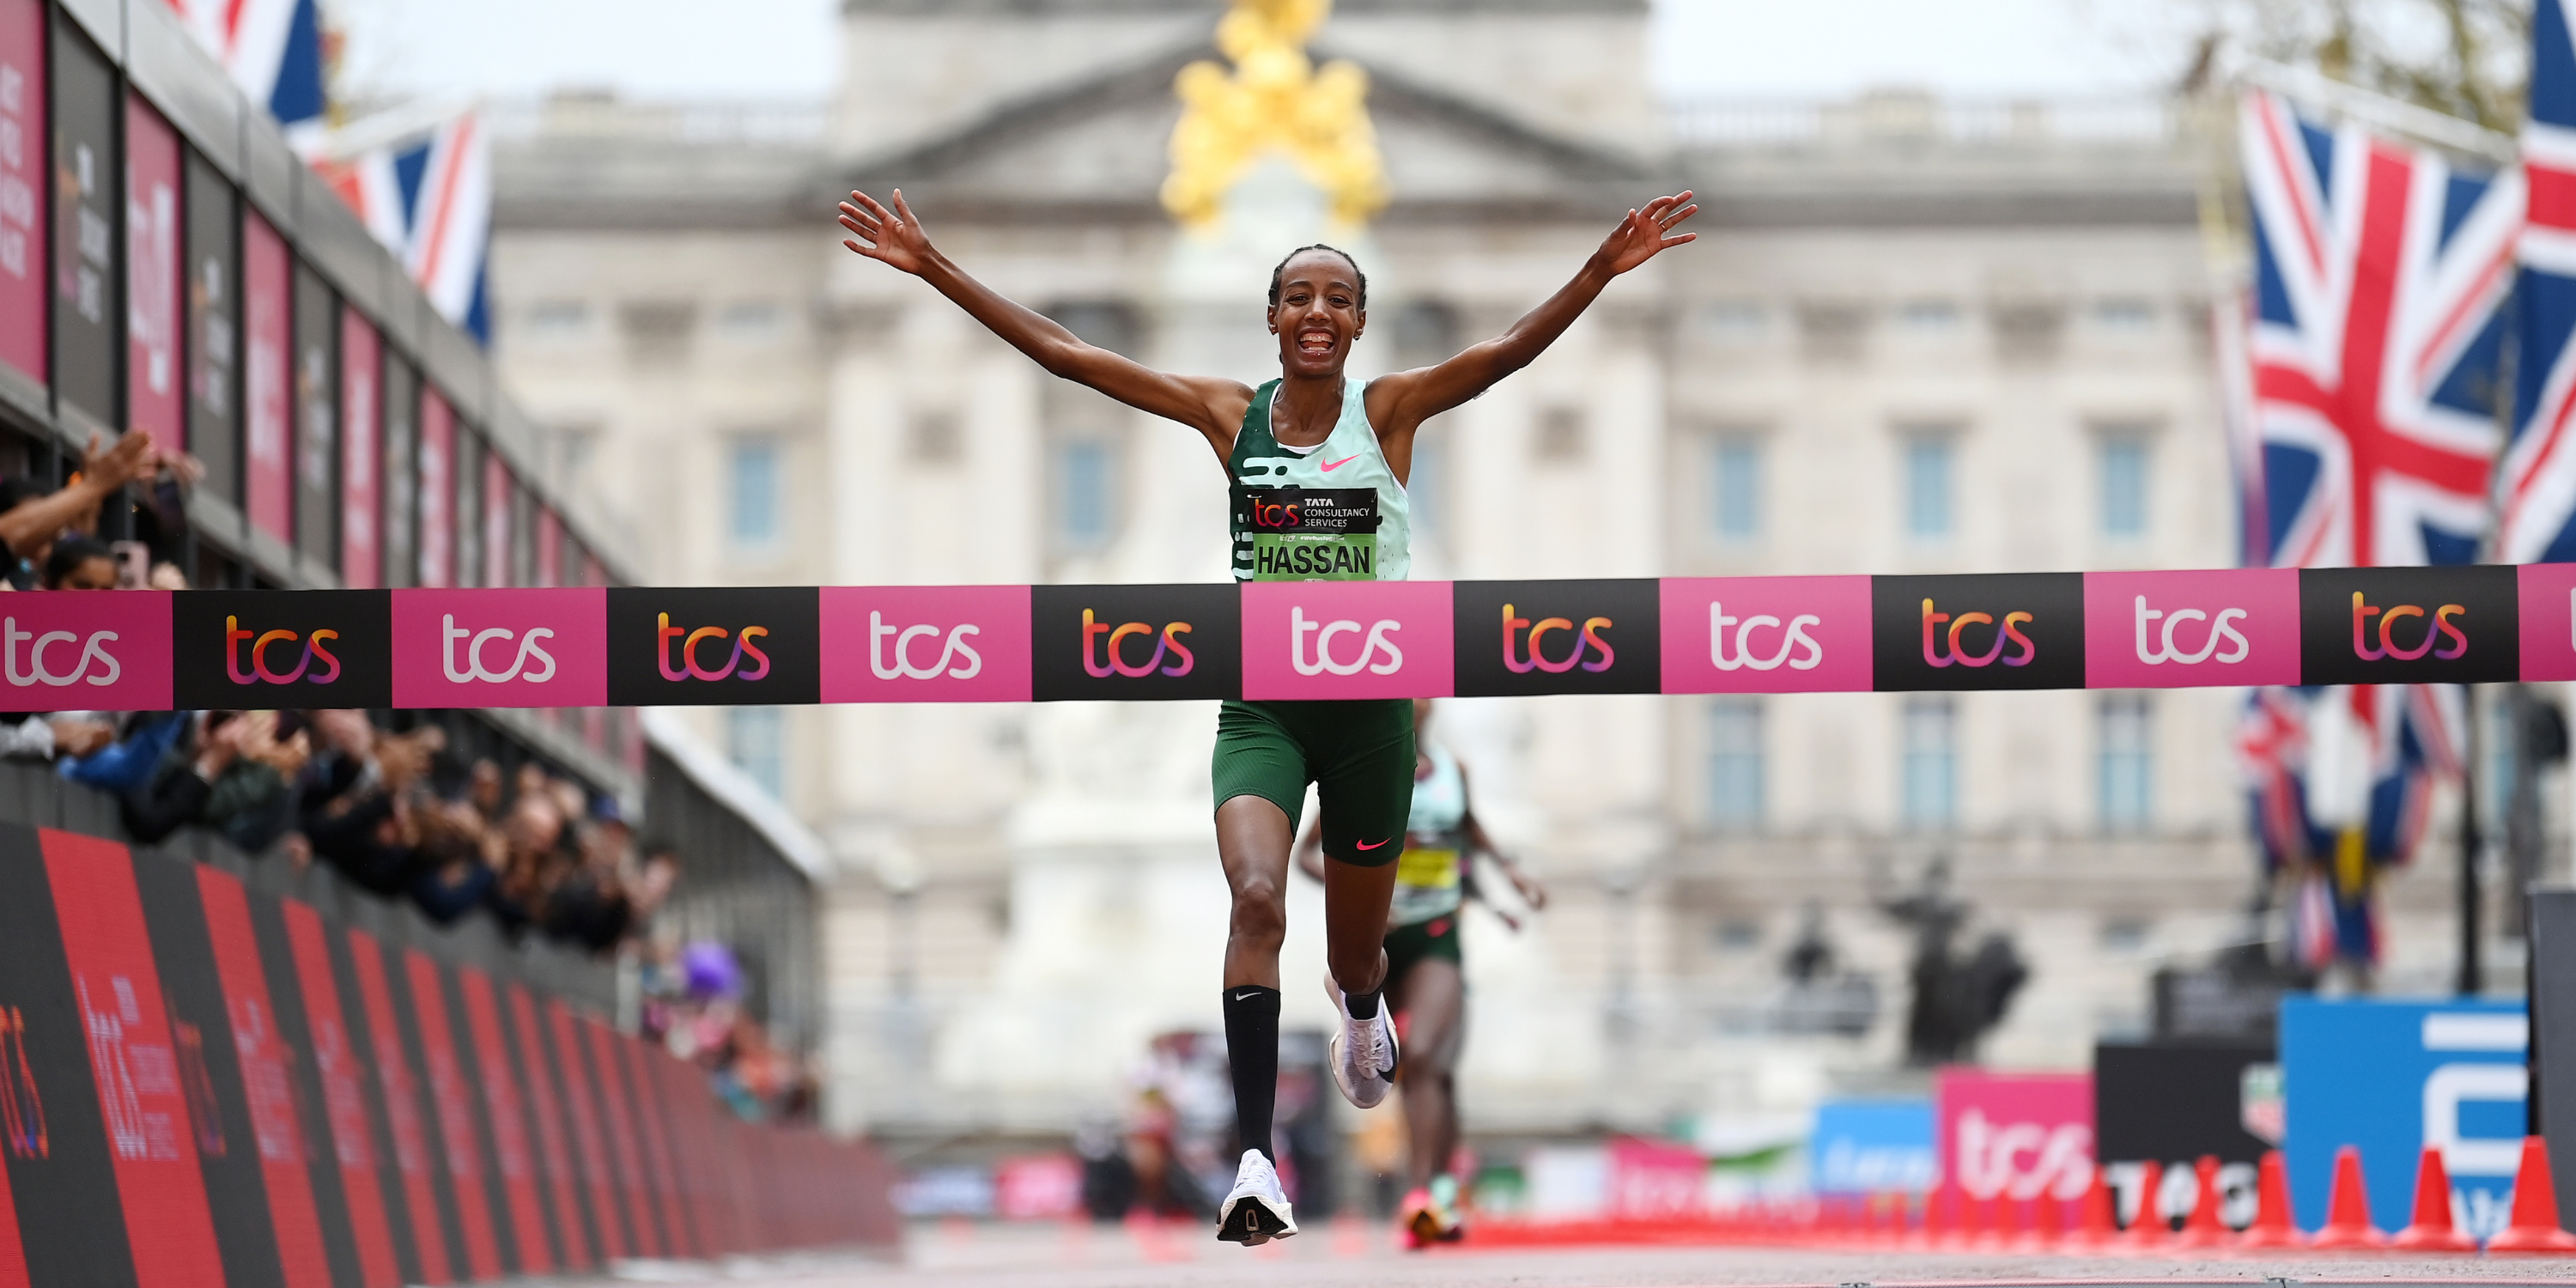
{"left": 0, "top": 824, "right": 144, "bottom": 1288}
{"left": 1031, "top": 584, "right": 1243, "bottom": 701}
{"left": 171, "top": 590, "right": 396, "bottom": 710}
{"left": 125, "top": 854, "right": 294, "bottom": 1288}
{"left": 1452, "top": 579, "right": 1662, "bottom": 697}
{"left": 607, "top": 586, "right": 823, "bottom": 707}
{"left": 2298, "top": 564, "right": 2521, "bottom": 685}
{"left": 1871, "top": 573, "right": 2087, "bottom": 691}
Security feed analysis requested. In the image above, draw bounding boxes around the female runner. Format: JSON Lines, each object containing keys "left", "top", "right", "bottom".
{"left": 837, "top": 185, "right": 1694, "bottom": 1244}
{"left": 1294, "top": 698, "right": 1546, "bottom": 1247}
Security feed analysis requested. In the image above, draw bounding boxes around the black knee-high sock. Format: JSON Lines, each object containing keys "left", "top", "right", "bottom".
{"left": 1223, "top": 985, "right": 1281, "bottom": 1163}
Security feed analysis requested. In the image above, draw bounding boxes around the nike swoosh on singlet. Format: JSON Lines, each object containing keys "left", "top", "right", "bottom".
{"left": 1320, "top": 453, "right": 1364, "bottom": 471}
{"left": 1356, "top": 838, "right": 1389, "bottom": 850}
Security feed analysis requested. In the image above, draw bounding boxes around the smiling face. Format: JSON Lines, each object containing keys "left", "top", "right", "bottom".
{"left": 1267, "top": 249, "right": 1365, "bottom": 379}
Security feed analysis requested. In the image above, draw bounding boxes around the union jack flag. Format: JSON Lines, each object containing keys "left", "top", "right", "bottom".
{"left": 2503, "top": 0, "right": 2576, "bottom": 562}
{"left": 314, "top": 112, "right": 492, "bottom": 343}
{"left": 167, "top": 0, "right": 325, "bottom": 130}
{"left": 2234, "top": 89, "right": 2501, "bottom": 963}
{"left": 2239, "top": 89, "right": 2518, "bottom": 569}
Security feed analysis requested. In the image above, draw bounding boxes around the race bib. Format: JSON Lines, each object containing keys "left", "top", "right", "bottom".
{"left": 1395, "top": 846, "right": 1460, "bottom": 890}
{"left": 1235, "top": 486, "right": 1380, "bottom": 581}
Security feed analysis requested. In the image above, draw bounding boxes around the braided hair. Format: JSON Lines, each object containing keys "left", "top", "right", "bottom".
{"left": 1267, "top": 244, "right": 1368, "bottom": 311}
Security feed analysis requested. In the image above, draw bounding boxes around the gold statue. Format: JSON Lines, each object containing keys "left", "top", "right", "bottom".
{"left": 1162, "top": 0, "right": 1389, "bottom": 229}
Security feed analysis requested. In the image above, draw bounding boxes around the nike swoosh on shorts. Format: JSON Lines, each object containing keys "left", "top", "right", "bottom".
{"left": 1356, "top": 838, "right": 1389, "bottom": 850}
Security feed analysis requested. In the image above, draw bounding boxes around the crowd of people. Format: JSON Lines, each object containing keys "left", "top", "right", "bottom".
{"left": 637, "top": 940, "right": 822, "bottom": 1123}
{"left": 0, "top": 433, "right": 677, "bottom": 954}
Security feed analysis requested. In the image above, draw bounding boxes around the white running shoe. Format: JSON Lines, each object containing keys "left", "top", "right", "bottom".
{"left": 1216, "top": 1147, "right": 1298, "bottom": 1245}
{"left": 1326, "top": 981, "right": 1400, "bottom": 1109}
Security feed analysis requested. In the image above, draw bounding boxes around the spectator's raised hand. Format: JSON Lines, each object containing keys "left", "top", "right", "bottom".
{"left": 47, "top": 717, "right": 112, "bottom": 757}
{"left": 81, "top": 431, "right": 155, "bottom": 493}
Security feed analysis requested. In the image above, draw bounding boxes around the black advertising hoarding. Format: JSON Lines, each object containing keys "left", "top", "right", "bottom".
{"left": 2297, "top": 564, "right": 2518, "bottom": 685}
{"left": 1451, "top": 579, "right": 1661, "bottom": 696}
{"left": 171, "top": 589, "right": 395, "bottom": 709}
{"left": 0, "top": 826, "right": 144, "bottom": 1288}
{"left": 1871, "top": 573, "right": 2087, "bottom": 690}
{"left": 185, "top": 149, "right": 239, "bottom": 504}
{"left": 1031, "top": 584, "right": 1239, "bottom": 701}
{"left": 2093, "top": 1040, "right": 2276, "bottom": 1166}
{"left": 125, "top": 856, "right": 295, "bottom": 1288}
{"left": 380, "top": 355, "right": 416, "bottom": 589}
{"left": 606, "top": 586, "right": 820, "bottom": 707}
{"left": 293, "top": 264, "right": 338, "bottom": 570}
{"left": 47, "top": 13, "right": 115, "bottom": 429}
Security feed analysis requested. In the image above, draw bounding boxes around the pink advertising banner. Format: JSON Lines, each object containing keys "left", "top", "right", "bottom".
{"left": 339, "top": 309, "right": 381, "bottom": 587}
{"left": 124, "top": 94, "right": 183, "bottom": 447}
{"left": 0, "top": 0, "right": 43, "bottom": 389}
{"left": 243, "top": 210, "right": 294, "bottom": 544}
{"left": 417, "top": 386, "right": 455, "bottom": 587}
{"left": 1239, "top": 580, "right": 1455, "bottom": 701}
{"left": 1659, "top": 574, "right": 1873, "bottom": 693}
{"left": 819, "top": 586, "right": 1031, "bottom": 702}
{"left": 1935, "top": 1068, "right": 2094, "bottom": 1202}
{"left": 0, "top": 590, "right": 173, "bottom": 711}
{"left": 2521, "top": 562, "right": 2576, "bottom": 681}
{"left": 391, "top": 587, "right": 607, "bottom": 708}
{"left": 483, "top": 452, "right": 513, "bottom": 588}
{"left": 535, "top": 507, "right": 562, "bottom": 587}
{"left": 2082, "top": 568, "right": 2300, "bottom": 689}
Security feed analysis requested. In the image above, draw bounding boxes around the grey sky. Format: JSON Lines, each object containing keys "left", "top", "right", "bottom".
{"left": 337, "top": 0, "right": 2192, "bottom": 105}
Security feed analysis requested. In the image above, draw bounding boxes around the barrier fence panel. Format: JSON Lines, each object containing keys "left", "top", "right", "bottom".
{"left": 0, "top": 570, "right": 2555, "bottom": 713}
{"left": 0, "top": 825, "right": 892, "bottom": 1286}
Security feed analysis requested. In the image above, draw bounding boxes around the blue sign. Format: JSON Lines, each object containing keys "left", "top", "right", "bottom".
{"left": 2280, "top": 996, "right": 2526, "bottom": 1239}
{"left": 1811, "top": 1098, "right": 1937, "bottom": 1195}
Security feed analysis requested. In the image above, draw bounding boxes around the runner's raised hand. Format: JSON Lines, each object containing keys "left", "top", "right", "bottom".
{"left": 837, "top": 189, "right": 936, "bottom": 276}
{"left": 1589, "top": 191, "right": 1698, "bottom": 277}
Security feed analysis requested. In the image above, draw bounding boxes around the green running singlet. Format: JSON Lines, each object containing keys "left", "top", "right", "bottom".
{"left": 1211, "top": 377, "right": 1414, "bottom": 865}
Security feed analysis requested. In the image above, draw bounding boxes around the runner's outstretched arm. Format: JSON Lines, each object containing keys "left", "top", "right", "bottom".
{"left": 1368, "top": 192, "right": 1697, "bottom": 435}
{"left": 1458, "top": 767, "right": 1547, "bottom": 913}
{"left": 838, "top": 189, "right": 1252, "bottom": 450}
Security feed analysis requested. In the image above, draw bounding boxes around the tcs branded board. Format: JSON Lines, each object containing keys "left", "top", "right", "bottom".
{"left": 0, "top": 824, "right": 896, "bottom": 1288}
{"left": 0, "top": 567, "right": 2552, "bottom": 710}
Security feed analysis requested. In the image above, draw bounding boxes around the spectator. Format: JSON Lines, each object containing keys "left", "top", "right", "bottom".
{"left": 39, "top": 538, "right": 115, "bottom": 590}
{"left": 0, "top": 432, "right": 155, "bottom": 585}
{"left": 119, "top": 711, "right": 307, "bottom": 851}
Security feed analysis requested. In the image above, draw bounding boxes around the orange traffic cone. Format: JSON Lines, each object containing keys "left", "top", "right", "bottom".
{"left": 1933, "top": 1182, "right": 1968, "bottom": 1250}
{"left": 2063, "top": 1167, "right": 2118, "bottom": 1251}
{"left": 2123, "top": 1160, "right": 2166, "bottom": 1247}
{"left": 2390, "top": 1145, "right": 2475, "bottom": 1252}
{"left": 2172, "top": 1156, "right": 2230, "bottom": 1249}
{"left": 2488, "top": 1136, "right": 2576, "bottom": 1254}
{"left": 2308, "top": 1145, "right": 2385, "bottom": 1249}
{"left": 2237, "top": 1151, "right": 2302, "bottom": 1249}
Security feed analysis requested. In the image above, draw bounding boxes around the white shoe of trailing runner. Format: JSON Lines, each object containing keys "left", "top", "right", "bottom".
{"left": 1215, "top": 1148, "right": 1298, "bottom": 1245}
{"left": 1325, "top": 979, "right": 1400, "bottom": 1109}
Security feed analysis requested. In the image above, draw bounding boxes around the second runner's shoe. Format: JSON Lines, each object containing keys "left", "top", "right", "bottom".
{"left": 1326, "top": 979, "right": 1400, "bottom": 1109}
{"left": 1216, "top": 1148, "right": 1298, "bottom": 1245}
